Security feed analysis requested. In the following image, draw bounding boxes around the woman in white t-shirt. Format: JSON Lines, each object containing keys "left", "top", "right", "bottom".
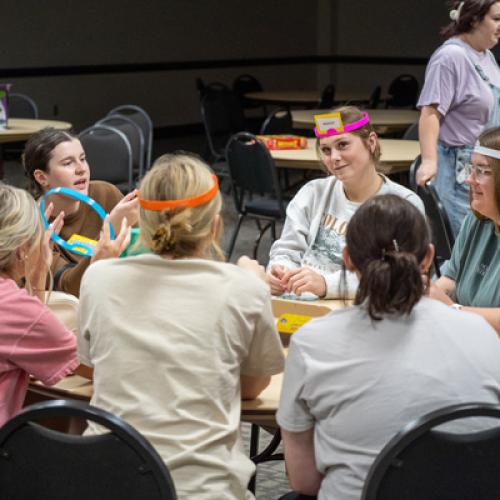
{"left": 267, "top": 106, "right": 423, "bottom": 299}
{"left": 277, "top": 194, "right": 500, "bottom": 500}
{"left": 79, "top": 153, "right": 285, "bottom": 500}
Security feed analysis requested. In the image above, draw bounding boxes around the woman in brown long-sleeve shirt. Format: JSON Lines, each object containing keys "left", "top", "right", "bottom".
{"left": 23, "top": 127, "right": 138, "bottom": 297}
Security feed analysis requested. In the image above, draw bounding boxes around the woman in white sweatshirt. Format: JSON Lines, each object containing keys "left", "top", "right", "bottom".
{"left": 267, "top": 105, "right": 424, "bottom": 299}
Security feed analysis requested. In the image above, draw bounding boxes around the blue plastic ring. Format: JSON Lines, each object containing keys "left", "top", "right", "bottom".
{"left": 39, "top": 187, "right": 115, "bottom": 257}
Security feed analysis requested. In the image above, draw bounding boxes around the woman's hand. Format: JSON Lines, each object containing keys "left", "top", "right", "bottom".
{"left": 237, "top": 256, "right": 267, "bottom": 282}
{"left": 91, "top": 216, "right": 131, "bottom": 264}
{"left": 416, "top": 158, "right": 437, "bottom": 186}
{"left": 109, "top": 190, "right": 139, "bottom": 232}
{"left": 28, "top": 202, "right": 65, "bottom": 288}
{"left": 283, "top": 267, "right": 326, "bottom": 297}
{"left": 428, "top": 280, "right": 454, "bottom": 305}
{"left": 266, "top": 264, "right": 289, "bottom": 295}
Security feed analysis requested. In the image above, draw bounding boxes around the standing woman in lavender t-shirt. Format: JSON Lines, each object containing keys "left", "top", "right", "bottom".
{"left": 417, "top": 0, "right": 500, "bottom": 235}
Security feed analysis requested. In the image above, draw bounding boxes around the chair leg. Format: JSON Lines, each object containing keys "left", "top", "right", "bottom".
{"left": 433, "top": 256, "right": 442, "bottom": 278}
{"left": 248, "top": 424, "right": 260, "bottom": 495}
{"left": 226, "top": 214, "right": 245, "bottom": 261}
{"left": 271, "top": 221, "right": 277, "bottom": 241}
{"left": 253, "top": 222, "right": 272, "bottom": 259}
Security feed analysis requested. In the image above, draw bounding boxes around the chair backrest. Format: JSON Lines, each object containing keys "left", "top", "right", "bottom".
{"left": 201, "top": 87, "right": 246, "bottom": 161}
{"left": 107, "top": 105, "right": 153, "bottom": 171}
{"left": 403, "top": 121, "right": 419, "bottom": 140}
{"left": 79, "top": 124, "right": 133, "bottom": 192}
{"left": 386, "top": 74, "right": 419, "bottom": 108}
{"left": 416, "top": 182, "right": 455, "bottom": 272}
{"left": 408, "top": 154, "right": 420, "bottom": 193}
{"left": 259, "top": 107, "right": 293, "bottom": 135}
{"left": 368, "top": 85, "right": 382, "bottom": 109}
{"left": 8, "top": 93, "right": 39, "bottom": 119}
{"left": 225, "top": 132, "right": 285, "bottom": 216}
{"left": 0, "top": 400, "right": 176, "bottom": 500}
{"left": 97, "top": 115, "right": 145, "bottom": 179}
{"left": 361, "top": 403, "right": 500, "bottom": 500}
{"left": 195, "top": 77, "right": 206, "bottom": 95}
{"left": 318, "top": 84, "right": 336, "bottom": 108}
{"left": 232, "top": 74, "right": 263, "bottom": 108}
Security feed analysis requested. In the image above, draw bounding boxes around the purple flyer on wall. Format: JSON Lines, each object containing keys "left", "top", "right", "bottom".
{"left": 0, "top": 84, "right": 12, "bottom": 129}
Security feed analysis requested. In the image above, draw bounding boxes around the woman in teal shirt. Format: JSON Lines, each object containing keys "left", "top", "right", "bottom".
{"left": 431, "top": 126, "right": 500, "bottom": 334}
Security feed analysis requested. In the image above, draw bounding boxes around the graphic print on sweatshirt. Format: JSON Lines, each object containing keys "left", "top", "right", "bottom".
{"left": 302, "top": 212, "right": 347, "bottom": 272}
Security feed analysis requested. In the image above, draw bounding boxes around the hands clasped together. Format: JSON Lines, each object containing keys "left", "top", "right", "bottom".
{"left": 267, "top": 264, "right": 327, "bottom": 298}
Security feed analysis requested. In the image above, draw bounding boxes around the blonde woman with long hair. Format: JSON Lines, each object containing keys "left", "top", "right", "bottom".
{"left": 79, "top": 153, "right": 284, "bottom": 499}
{"left": 0, "top": 183, "right": 78, "bottom": 426}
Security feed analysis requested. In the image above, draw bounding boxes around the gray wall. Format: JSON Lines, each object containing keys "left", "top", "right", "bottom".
{"left": 3, "top": 1, "right": 497, "bottom": 130}
{"left": 2, "top": 0, "right": 319, "bottom": 129}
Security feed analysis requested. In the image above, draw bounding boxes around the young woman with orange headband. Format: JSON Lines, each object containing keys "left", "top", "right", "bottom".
{"left": 78, "top": 153, "right": 284, "bottom": 499}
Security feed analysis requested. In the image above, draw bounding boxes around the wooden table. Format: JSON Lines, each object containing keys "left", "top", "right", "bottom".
{"left": 245, "top": 90, "right": 373, "bottom": 107}
{"left": 27, "top": 298, "right": 344, "bottom": 426}
{"left": 0, "top": 118, "right": 72, "bottom": 178}
{"left": 271, "top": 138, "right": 420, "bottom": 175}
{"left": 291, "top": 108, "right": 419, "bottom": 135}
{"left": 27, "top": 297, "right": 344, "bottom": 481}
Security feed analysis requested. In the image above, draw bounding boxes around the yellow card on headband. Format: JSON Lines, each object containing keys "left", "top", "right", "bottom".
{"left": 314, "top": 112, "right": 344, "bottom": 135}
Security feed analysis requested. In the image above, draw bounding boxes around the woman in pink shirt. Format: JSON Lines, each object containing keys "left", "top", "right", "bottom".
{"left": 0, "top": 183, "right": 80, "bottom": 426}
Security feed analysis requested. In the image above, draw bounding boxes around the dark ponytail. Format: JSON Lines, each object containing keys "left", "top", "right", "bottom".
{"left": 346, "top": 194, "right": 431, "bottom": 321}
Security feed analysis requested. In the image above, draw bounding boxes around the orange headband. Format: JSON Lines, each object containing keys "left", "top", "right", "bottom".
{"left": 139, "top": 174, "right": 219, "bottom": 211}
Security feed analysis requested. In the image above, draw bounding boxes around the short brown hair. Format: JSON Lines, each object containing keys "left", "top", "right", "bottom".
{"left": 441, "top": 0, "right": 499, "bottom": 38}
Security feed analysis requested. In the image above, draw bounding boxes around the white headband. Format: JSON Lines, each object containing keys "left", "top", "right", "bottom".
{"left": 474, "top": 143, "right": 500, "bottom": 160}
{"left": 449, "top": 1, "right": 465, "bottom": 22}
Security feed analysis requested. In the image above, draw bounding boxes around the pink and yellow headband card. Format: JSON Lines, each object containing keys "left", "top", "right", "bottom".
{"left": 314, "top": 112, "right": 370, "bottom": 138}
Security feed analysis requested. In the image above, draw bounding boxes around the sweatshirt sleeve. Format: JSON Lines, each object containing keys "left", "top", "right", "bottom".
{"left": 323, "top": 268, "right": 359, "bottom": 299}
{"left": 268, "top": 183, "right": 315, "bottom": 270}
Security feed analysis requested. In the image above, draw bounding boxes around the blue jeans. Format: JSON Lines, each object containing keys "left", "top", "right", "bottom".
{"left": 434, "top": 142, "right": 471, "bottom": 236}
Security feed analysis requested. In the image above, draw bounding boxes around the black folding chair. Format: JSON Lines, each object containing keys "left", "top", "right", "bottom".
{"left": 403, "top": 122, "right": 419, "bottom": 140}
{"left": 225, "top": 132, "right": 287, "bottom": 260}
{"left": 201, "top": 85, "right": 246, "bottom": 163}
{"left": 0, "top": 400, "right": 176, "bottom": 500}
{"left": 416, "top": 182, "right": 455, "bottom": 275}
{"left": 260, "top": 107, "right": 293, "bottom": 135}
{"left": 368, "top": 85, "right": 382, "bottom": 109}
{"left": 408, "top": 155, "right": 420, "bottom": 193}
{"left": 362, "top": 403, "right": 500, "bottom": 500}
{"left": 232, "top": 73, "right": 264, "bottom": 110}
{"left": 318, "top": 84, "right": 335, "bottom": 108}
{"left": 385, "top": 74, "right": 419, "bottom": 108}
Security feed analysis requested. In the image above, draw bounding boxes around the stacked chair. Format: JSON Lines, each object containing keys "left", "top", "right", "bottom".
{"left": 79, "top": 124, "right": 134, "bottom": 193}
{"left": 80, "top": 105, "right": 153, "bottom": 193}
{"left": 107, "top": 105, "right": 154, "bottom": 172}
{"left": 8, "top": 93, "right": 39, "bottom": 119}
{"left": 4, "top": 93, "right": 40, "bottom": 160}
